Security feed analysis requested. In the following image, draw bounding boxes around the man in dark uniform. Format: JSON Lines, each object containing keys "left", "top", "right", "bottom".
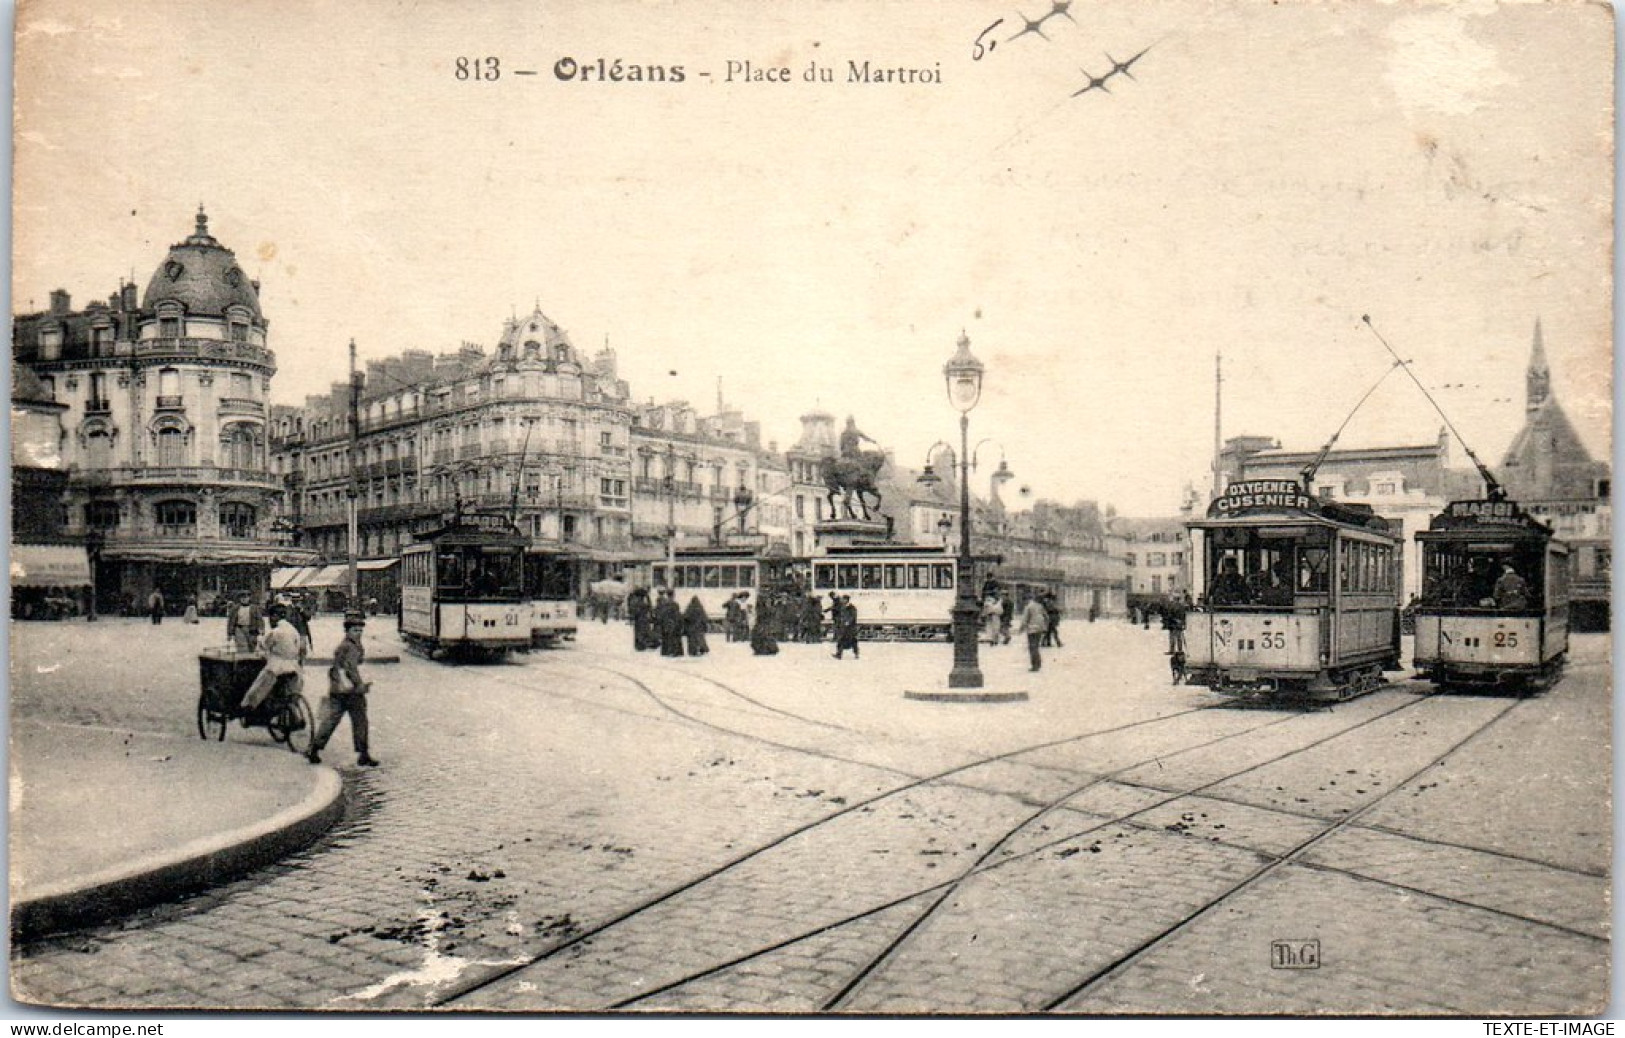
{"left": 308, "top": 612, "right": 378, "bottom": 767}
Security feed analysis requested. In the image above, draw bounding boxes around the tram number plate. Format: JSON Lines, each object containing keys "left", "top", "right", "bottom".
{"left": 1230, "top": 669, "right": 1259, "bottom": 683}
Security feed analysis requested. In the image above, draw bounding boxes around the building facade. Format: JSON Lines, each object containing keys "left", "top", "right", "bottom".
{"left": 268, "top": 306, "right": 790, "bottom": 598}
{"left": 1498, "top": 320, "right": 1611, "bottom": 629}
{"left": 13, "top": 209, "right": 313, "bottom": 614}
{"left": 1115, "top": 515, "right": 1193, "bottom": 613}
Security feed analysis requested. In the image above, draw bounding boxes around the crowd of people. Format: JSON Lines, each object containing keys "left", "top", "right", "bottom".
{"left": 622, "top": 585, "right": 866, "bottom": 660}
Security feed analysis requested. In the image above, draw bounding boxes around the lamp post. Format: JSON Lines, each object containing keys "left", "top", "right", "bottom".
{"left": 943, "top": 331, "right": 985, "bottom": 689}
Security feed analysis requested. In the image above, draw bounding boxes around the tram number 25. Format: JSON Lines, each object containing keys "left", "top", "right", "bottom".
{"left": 1260, "top": 631, "right": 1287, "bottom": 650}
{"left": 1492, "top": 631, "right": 1519, "bottom": 648}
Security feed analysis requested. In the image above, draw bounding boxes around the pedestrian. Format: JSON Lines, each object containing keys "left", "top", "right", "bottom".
{"left": 832, "top": 595, "right": 860, "bottom": 659}
{"left": 1163, "top": 594, "right": 1188, "bottom": 655}
{"left": 283, "top": 594, "right": 314, "bottom": 656}
{"left": 183, "top": 596, "right": 200, "bottom": 625}
{"left": 750, "top": 597, "right": 779, "bottom": 656}
{"left": 147, "top": 588, "right": 165, "bottom": 625}
{"left": 683, "top": 595, "right": 710, "bottom": 656}
{"left": 308, "top": 612, "right": 378, "bottom": 767}
{"left": 655, "top": 589, "right": 684, "bottom": 657}
{"left": 1042, "top": 592, "right": 1064, "bottom": 648}
{"left": 981, "top": 595, "right": 1002, "bottom": 645}
{"left": 627, "top": 586, "right": 654, "bottom": 651}
{"left": 1017, "top": 594, "right": 1048, "bottom": 672}
{"left": 998, "top": 592, "right": 1014, "bottom": 644}
{"left": 801, "top": 594, "right": 823, "bottom": 643}
{"left": 241, "top": 602, "right": 304, "bottom": 717}
{"left": 226, "top": 592, "right": 263, "bottom": 652}
{"left": 722, "top": 593, "right": 743, "bottom": 642}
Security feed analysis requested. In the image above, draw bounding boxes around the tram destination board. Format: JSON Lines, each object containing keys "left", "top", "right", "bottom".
{"left": 8, "top": 0, "right": 1612, "bottom": 1024}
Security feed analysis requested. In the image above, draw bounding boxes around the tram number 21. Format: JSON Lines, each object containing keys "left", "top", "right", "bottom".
{"left": 1259, "top": 631, "right": 1287, "bottom": 650}
{"left": 1492, "top": 631, "right": 1519, "bottom": 648}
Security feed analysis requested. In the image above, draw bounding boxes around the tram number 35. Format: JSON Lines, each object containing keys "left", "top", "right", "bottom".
{"left": 1492, "top": 631, "right": 1519, "bottom": 648}
{"left": 1259, "top": 631, "right": 1287, "bottom": 650}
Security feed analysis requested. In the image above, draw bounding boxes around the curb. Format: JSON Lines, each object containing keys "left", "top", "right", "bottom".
{"left": 904, "top": 689, "right": 1030, "bottom": 703}
{"left": 11, "top": 766, "right": 345, "bottom": 942}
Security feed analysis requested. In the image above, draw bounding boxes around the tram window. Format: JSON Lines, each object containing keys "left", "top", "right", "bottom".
{"left": 704, "top": 566, "right": 722, "bottom": 589}
{"left": 681, "top": 565, "right": 698, "bottom": 588}
{"left": 1297, "top": 547, "right": 1329, "bottom": 593}
{"left": 884, "top": 564, "right": 907, "bottom": 590}
{"left": 438, "top": 551, "right": 464, "bottom": 588}
{"left": 933, "top": 563, "right": 955, "bottom": 590}
{"left": 861, "top": 564, "right": 883, "bottom": 590}
{"left": 837, "top": 564, "right": 859, "bottom": 590}
{"left": 910, "top": 564, "right": 931, "bottom": 589}
{"left": 815, "top": 565, "right": 835, "bottom": 590}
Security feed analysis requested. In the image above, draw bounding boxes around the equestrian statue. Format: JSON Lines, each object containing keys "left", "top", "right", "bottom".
{"left": 824, "top": 416, "right": 886, "bottom": 521}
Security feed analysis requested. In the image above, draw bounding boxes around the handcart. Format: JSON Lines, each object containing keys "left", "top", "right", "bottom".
{"left": 196, "top": 648, "right": 314, "bottom": 754}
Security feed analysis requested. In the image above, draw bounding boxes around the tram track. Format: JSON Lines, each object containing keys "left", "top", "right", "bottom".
{"left": 1040, "top": 693, "right": 1541, "bottom": 1011}
{"left": 423, "top": 657, "right": 1317, "bottom": 1008}
{"left": 426, "top": 669, "right": 1441, "bottom": 1009}
{"left": 592, "top": 689, "right": 1577, "bottom": 1013}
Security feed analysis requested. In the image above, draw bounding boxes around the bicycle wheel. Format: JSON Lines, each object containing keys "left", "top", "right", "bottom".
{"left": 271, "top": 694, "right": 315, "bottom": 755}
{"left": 197, "top": 693, "right": 227, "bottom": 741}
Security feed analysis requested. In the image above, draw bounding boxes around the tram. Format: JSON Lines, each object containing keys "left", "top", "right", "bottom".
{"left": 524, "top": 548, "right": 579, "bottom": 648}
{"left": 1412, "top": 497, "right": 1568, "bottom": 691}
{"left": 399, "top": 512, "right": 530, "bottom": 658}
{"left": 809, "top": 544, "right": 962, "bottom": 640}
{"left": 1185, "top": 479, "right": 1404, "bottom": 700}
{"left": 650, "top": 548, "right": 774, "bottom": 622}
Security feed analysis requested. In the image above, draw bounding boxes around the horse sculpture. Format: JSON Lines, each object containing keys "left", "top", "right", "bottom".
{"left": 823, "top": 452, "right": 885, "bottom": 521}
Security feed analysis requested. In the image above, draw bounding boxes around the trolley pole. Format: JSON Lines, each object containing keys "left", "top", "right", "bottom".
{"left": 347, "top": 338, "right": 361, "bottom": 610}
{"left": 1212, "top": 348, "right": 1223, "bottom": 501}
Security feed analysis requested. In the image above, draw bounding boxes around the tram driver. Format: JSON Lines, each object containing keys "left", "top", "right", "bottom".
{"left": 1209, "top": 557, "right": 1251, "bottom": 606}
{"left": 1492, "top": 563, "right": 1531, "bottom": 611}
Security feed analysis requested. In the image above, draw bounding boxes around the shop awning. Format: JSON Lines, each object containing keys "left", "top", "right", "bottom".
{"left": 11, "top": 544, "right": 92, "bottom": 587}
{"left": 272, "top": 566, "right": 319, "bottom": 589}
{"left": 356, "top": 558, "right": 399, "bottom": 572}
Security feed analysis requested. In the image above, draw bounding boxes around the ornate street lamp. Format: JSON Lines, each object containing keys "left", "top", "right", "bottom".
{"left": 943, "top": 331, "right": 985, "bottom": 688}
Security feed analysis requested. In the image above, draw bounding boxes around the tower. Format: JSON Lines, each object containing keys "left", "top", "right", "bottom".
{"left": 1526, "top": 318, "right": 1551, "bottom": 413}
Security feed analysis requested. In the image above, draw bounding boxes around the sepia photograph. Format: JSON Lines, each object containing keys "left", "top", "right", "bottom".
{"left": 6, "top": 0, "right": 1615, "bottom": 1020}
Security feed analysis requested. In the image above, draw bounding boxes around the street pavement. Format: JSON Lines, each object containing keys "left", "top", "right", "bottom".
{"left": 6, "top": 614, "right": 1612, "bottom": 1015}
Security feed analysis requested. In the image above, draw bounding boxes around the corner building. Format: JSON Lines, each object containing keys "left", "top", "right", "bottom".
{"left": 271, "top": 307, "right": 641, "bottom": 600}
{"left": 12, "top": 209, "right": 313, "bottom": 614}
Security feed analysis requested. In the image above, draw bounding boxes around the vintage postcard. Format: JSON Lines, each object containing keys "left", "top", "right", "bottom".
{"left": 8, "top": 0, "right": 1613, "bottom": 1021}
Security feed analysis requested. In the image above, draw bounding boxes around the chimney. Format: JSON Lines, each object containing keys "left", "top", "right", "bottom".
{"left": 48, "top": 289, "right": 71, "bottom": 315}
{"left": 121, "top": 283, "right": 138, "bottom": 310}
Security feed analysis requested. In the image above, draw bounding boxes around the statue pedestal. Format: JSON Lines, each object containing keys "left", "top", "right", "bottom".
{"left": 814, "top": 519, "right": 892, "bottom": 550}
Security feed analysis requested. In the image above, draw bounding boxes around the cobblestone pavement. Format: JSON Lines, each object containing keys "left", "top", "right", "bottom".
{"left": 8, "top": 619, "right": 1610, "bottom": 1015}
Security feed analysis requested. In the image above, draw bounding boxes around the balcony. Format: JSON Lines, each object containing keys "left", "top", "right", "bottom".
{"left": 85, "top": 398, "right": 112, "bottom": 415}
{"left": 154, "top": 395, "right": 185, "bottom": 411}
{"left": 218, "top": 396, "right": 264, "bottom": 416}
{"left": 135, "top": 337, "right": 275, "bottom": 369}
{"left": 74, "top": 465, "right": 282, "bottom": 491}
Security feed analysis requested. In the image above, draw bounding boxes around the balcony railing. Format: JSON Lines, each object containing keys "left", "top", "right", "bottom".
{"left": 135, "top": 337, "right": 274, "bottom": 368}
{"left": 155, "top": 395, "right": 185, "bottom": 410}
{"left": 74, "top": 465, "right": 281, "bottom": 489}
{"left": 218, "top": 396, "right": 264, "bottom": 414}
{"left": 85, "top": 399, "right": 112, "bottom": 415}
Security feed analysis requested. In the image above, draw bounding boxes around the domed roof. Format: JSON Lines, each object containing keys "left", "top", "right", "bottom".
{"left": 140, "top": 207, "right": 262, "bottom": 320}
{"left": 500, "top": 305, "right": 578, "bottom": 357}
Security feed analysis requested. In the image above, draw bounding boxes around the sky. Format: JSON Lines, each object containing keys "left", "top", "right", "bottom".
{"left": 11, "top": 0, "right": 1614, "bottom": 516}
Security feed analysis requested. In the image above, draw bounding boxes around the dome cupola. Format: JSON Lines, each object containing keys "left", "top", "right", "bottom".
{"left": 140, "top": 206, "right": 263, "bottom": 321}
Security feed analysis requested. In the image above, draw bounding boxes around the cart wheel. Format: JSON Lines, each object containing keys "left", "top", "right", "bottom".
{"left": 271, "top": 694, "right": 315, "bottom": 755}
{"left": 197, "top": 695, "right": 227, "bottom": 741}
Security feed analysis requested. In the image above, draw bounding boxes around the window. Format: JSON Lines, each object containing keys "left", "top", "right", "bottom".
{"left": 86, "top": 427, "right": 114, "bottom": 469}
{"left": 229, "top": 320, "right": 249, "bottom": 343}
{"left": 1373, "top": 482, "right": 1396, "bottom": 496}
{"left": 159, "top": 316, "right": 181, "bottom": 338}
{"left": 1147, "top": 552, "right": 1167, "bottom": 567}
{"left": 155, "top": 499, "right": 197, "bottom": 536}
{"left": 156, "top": 426, "right": 187, "bottom": 466}
{"left": 221, "top": 425, "right": 257, "bottom": 469}
{"left": 219, "top": 502, "right": 257, "bottom": 539}
{"left": 933, "top": 563, "right": 955, "bottom": 590}
{"left": 1125, "top": 553, "right": 1136, "bottom": 567}
{"left": 85, "top": 500, "right": 120, "bottom": 530}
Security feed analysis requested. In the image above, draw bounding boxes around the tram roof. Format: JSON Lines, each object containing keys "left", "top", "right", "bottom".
{"left": 1418, "top": 499, "right": 1556, "bottom": 541}
{"left": 1188, "top": 506, "right": 1398, "bottom": 537}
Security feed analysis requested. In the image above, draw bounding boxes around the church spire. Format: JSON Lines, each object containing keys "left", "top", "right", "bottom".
{"left": 1526, "top": 318, "right": 1551, "bottom": 413}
